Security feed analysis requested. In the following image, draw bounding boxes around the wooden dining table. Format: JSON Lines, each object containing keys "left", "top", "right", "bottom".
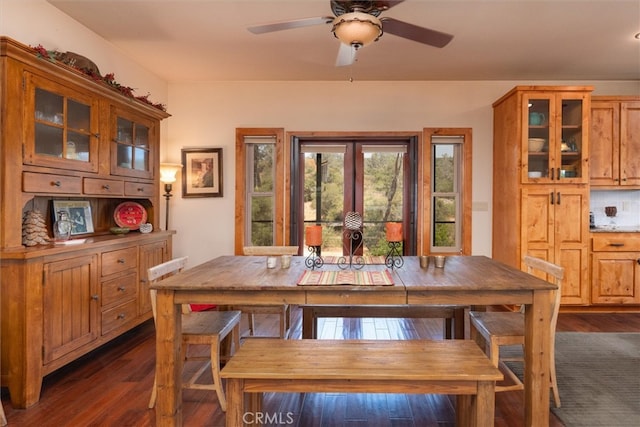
{"left": 151, "top": 255, "right": 556, "bottom": 427}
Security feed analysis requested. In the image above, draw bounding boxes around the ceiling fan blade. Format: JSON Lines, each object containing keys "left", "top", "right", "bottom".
{"left": 381, "top": 17, "right": 454, "bottom": 48}
{"left": 248, "top": 16, "right": 334, "bottom": 34}
{"left": 335, "top": 43, "right": 357, "bottom": 67}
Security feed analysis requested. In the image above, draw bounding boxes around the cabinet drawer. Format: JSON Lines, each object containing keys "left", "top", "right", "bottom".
{"left": 84, "top": 178, "right": 124, "bottom": 196}
{"left": 101, "top": 247, "right": 138, "bottom": 276}
{"left": 124, "top": 181, "right": 155, "bottom": 197}
{"left": 23, "top": 172, "right": 81, "bottom": 194}
{"left": 592, "top": 236, "right": 640, "bottom": 252}
{"left": 101, "top": 272, "right": 137, "bottom": 307}
{"left": 101, "top": 299, "right": 138, "bottom": 335}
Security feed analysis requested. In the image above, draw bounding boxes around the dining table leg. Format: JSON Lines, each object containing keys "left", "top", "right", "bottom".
{"left": 155, "top": 289, "right": 182, "bottom": 426}
{"left": 524, "top": 289, "right": 551, "bottom": 427}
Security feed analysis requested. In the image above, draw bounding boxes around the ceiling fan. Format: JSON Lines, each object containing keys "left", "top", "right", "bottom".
{"left": 248, "top": 0, "right": 454, "bottom": 66}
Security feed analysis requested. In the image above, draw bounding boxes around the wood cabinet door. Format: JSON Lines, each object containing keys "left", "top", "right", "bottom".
{"left": 522, "top": 186, "right": 589, "bottom": 305}
{"left": 521, "top": 187, "right": 554, "bottom": 253}
{"left": 590, "top": 101, "right": 619, "bottom": 185}
{"left": 554, "top": 187, "right": 589, "bottom": 305}
{"left": 138, "top": 240, "right": 168, "bottom": 314}
{"left": 24, "top": 73, "right": 100, "bottom": 173}
{"left": 42, "top": 254, "right": 99, "bottom": 364}
{"left": 591, "top": 252, "right": 640, "bottom": 304}
{"left": 620, "top": 101, "right": 640, "bottom": 186}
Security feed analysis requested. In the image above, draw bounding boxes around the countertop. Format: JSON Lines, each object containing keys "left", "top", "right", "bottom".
{"left": 590, "top": 226, "right": 640, "bottom": 233}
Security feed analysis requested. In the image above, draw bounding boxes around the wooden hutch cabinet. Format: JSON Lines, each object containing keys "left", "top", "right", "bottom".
{"left": 590, "top": 96, "right": 640, "bottom": 187}
{"left": 492, "top": 86, "right": 592, "bottom": 306}
{"left": 0, "top": 37, "right": 173, "bottom": 408}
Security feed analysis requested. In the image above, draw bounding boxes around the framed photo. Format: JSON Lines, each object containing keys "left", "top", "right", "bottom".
{"left": 181, "top": 148, "right": 223, "bottom": 198}
{"left": 52, "top": 200, "right": 94, "bottom": 235}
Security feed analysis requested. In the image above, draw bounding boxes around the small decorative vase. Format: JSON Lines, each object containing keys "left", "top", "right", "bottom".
{"left": 139, "top": 223, "right": 153, "bottom": 234}
{"left": 53, "top": 210, "right": 72, "bottom": 241}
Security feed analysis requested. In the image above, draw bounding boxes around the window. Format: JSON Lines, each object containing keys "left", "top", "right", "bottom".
{"left": 423, "top": 129, "right": 472, "bottom": 255}
{"left": 234, "top": 128, "right": 285, "bottom": 254}
{"left": 245, "top": 136, "right": 276, "bottom": 246}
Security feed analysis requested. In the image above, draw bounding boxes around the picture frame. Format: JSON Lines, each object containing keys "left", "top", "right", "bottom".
{"left": 181, "top": 147, "right": 223, "bottom": 198}
{"left": 52, "top": 200, "right": 94, "bottom": 235}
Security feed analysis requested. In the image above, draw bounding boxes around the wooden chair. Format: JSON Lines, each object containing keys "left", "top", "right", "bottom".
{"left": 469, "top": 255, "right": 564, "bottom": 407}
{"left": 147, "top": 256, "right": 241, "bottom": 412}
{"left": 231, "top": 246, "right": 299, "bottom": 338}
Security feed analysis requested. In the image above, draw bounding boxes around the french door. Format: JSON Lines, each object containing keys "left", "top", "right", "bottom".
{"left": 291, "top": 137, "right": 417, "bottom": 256}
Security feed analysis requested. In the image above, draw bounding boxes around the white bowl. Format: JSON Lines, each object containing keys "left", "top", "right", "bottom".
{"left": 528, "top": 171, "right": 542, "bottom": 178}
{"left": 528, "top": 138, "right": 546, "bottom": 152}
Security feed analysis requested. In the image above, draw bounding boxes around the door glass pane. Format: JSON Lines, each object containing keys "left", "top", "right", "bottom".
{"left": 527, "top": 99, "right": 550, "bottom": 178}
{"left": 35, "top": 123, "right": 63, "bottom": 157}
{"left": 245, "top": 137, "right": 276, "bottom": 245}
{"left": 431, "top": 140, "right": 461, "bottom": 251}
{"left": 302, "top": 148, "right": 345, "bottom": 255}
{"left": 362, "top": 146, "right": 405, "bottom": 256}
{"left": 67, "top": 99, "right": 90, "bottom": 131}
{"left": 560, "top": 99, "right": 583, "bottom": 179}
{"left": 250, "top": 195, "right": 274, "bottom": 246}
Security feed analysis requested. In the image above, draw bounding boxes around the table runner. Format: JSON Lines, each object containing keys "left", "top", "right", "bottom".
{"left": 297, "top": 269, "right": 394, "bottom": 286}
{"left": 321, "top": 255, "right": 387, "bottom": 265}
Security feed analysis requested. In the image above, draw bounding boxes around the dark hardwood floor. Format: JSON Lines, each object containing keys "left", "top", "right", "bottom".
{"left": 2, "top": 310, "right": 639, "bottom": 426}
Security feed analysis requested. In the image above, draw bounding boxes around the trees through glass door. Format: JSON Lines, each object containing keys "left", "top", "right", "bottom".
{"left": 294, "top": 139, "right": 416, "bottom": 256}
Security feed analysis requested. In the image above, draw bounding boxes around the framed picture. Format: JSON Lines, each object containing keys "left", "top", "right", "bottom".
{"left": 181, "top": 148, "right": 223, "bottom": 198}
{"left": 52, "top": 200, "right": 94, "bottom": 235}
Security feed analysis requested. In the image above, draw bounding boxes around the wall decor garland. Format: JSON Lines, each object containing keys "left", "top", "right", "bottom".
{"left": 30, "top": 44, "right": 166, "bottom": 111}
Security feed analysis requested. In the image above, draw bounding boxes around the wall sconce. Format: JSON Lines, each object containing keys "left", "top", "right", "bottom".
{"left": 159, "top": 163, "right": 182, "bottom": 230}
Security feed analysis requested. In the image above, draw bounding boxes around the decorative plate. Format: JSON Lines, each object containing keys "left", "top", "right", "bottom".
{"left": 113, "top": 202, "right": 147, "bottom": 230}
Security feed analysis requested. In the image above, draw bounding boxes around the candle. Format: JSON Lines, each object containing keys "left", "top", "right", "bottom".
{"left": 305, "top": 225, "right": 322, "bottom": 246}
{"left": 386, "top": 222, "right": 403, "bottom": 242}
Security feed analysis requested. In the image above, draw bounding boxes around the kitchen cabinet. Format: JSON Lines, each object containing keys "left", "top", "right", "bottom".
{"left": 591, "top": 234, "right": 640, "bottom": 305}
{"left": 590, "top": 97, "right": 640, "bottom": 187}
{"left": 521, "top": 186, "right": 590, "bottom": 304}
{"left": 0, "top": 36, "right": 173, "bottom": 408}
{"left": 493, "top": 86, "right": 592, "bottom": 306}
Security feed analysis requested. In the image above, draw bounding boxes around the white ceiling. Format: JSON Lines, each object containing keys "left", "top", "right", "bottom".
{"left": 48, "top": 0, "right": 640, "bottom": 82}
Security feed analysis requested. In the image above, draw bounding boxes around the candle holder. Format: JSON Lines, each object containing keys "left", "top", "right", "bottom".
{"left": 385, "top": 241, "right": 404, "bottom": 270}
{"left": 336, "top": 212, "right": 365, "bottom": 270}
{"left": 305, "top": 245, "right": 324, "bottom": 270}
{"left": 337, "top": 228, "right": 365, "bottom": 270}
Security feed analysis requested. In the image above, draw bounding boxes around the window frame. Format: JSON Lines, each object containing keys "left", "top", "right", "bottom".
{"left": 421, "top": 128, "right": 472, "bottom": 255}
{"left": 234, "top": 128, "right": 286, "bottom": 254}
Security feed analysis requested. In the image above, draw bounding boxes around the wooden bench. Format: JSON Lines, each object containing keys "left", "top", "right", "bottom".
{"left": 220, "top": 339, "right": 502, "bottom": 427}
{"left": 301, "top": 305, "right": 466, "bottom": 339}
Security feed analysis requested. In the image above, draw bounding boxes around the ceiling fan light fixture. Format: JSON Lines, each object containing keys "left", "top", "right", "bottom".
{"left": 332, "top": 12, "right": 382, "bottom": 48}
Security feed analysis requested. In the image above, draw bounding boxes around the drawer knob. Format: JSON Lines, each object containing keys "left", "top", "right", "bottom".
{"left": 117, "top": 313, "right": 126, "bottom": 319}
{"left": 117, "top": 258, "right": 126, "bottom": 264}
{"left": 117, "top": 286, "right": 126, "bottom": 292}
{"left": 102, "top": 184, "right": 111, "bottom": 190}
{"left": 91, "top": 294, "right": 99, "bottom": 301}
{"left": 137, "top": 187, "right": 144, "bottom": 192}
{"left": 52, "top": 180, "right": 61, "bottom": 187}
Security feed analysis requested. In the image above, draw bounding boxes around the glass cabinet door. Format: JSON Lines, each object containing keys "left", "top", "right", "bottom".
{"left": 25, "top": 73, "right": 99, "bottom": 172}
{"left": 110, "top": 107, "right": 155, "bottom": 179}
{"left": 524, "top": 92, "right": 587, "bottom": 183}
{"left": 524, "top": 95, "right": 551, "bottom": 181}
{"left": 558, "top": 96, "right": 586, "bottom": 182}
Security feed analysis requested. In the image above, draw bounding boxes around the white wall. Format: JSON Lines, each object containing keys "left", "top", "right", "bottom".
{"left": 166, "top": 81, "right": 639, "bottom": 266}
{"left": 3, "top": 1, "right": 639, "bottom": 268}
